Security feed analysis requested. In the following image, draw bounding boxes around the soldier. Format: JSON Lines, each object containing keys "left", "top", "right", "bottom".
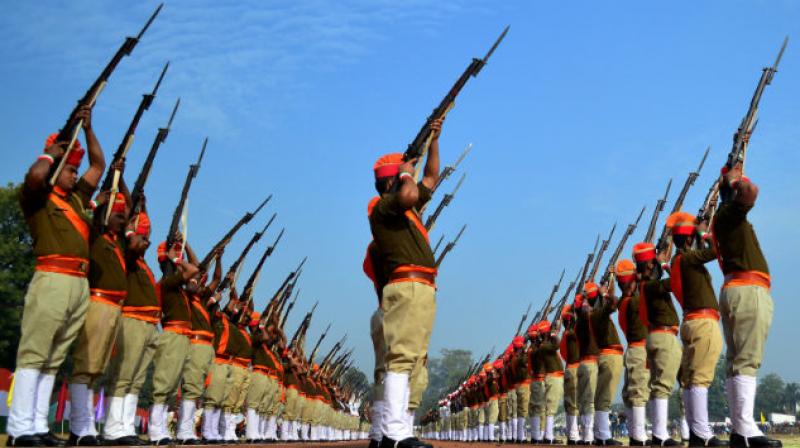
{"left": 279, "top": 346, "right": 305, "bottom": 441}
{"left": 148, "top": 241, "right": 200, "bottom": 444}
{"left": 527, "top": 326, "right": 546, "bottom": 443}
{"left": 713, "top": 165, "right": 780, "bottom": 448}
{"left": 369, "top": 118, "right": 444, "bottom": 448}
{"left": 560, "top": 305, "right": 581, "bottom": 445}
{"left": 537, "top": 320, "right": 565, "bottom": 444}
{"left": 575, "top": 291, "right": 600, "bottom": 444}
{"left": 67, "top": 188, "right": 129, "bottom": 446}
{"left": 633, "top": 241, "right": 682, "bottom": 446}
{"left": 10, "top": 114, "right": 104, "bottom": 447}
{"left": 510, "top": 336, "right": 530, "bottom": 442}
{"left": 663, "top": 211, "right": 727, "bottom": 447}
{"left": 614, "top": 259, "right": 651, "bottom": 446}
{"left": 102, "top": 208, "right": 159, "bottom": 446}
{"left": 585, "top": 280, "right": 624, "bottom": 446}
{"left": 175, "top": 254, "right": 223, "bottom": 444}
{"left": 484, "top": 364, "right": 500, "bottom": 442}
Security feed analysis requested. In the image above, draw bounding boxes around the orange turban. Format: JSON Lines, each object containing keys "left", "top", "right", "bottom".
{"left": 46, "top": 133, "right": 84, "bottom": 167}
{"left": 561, "top": 304, "right": 574, "bottom": 322}
{"left": 479, "top": 370, "right": 487, "bottom": 379}
{"left": 373, "top": 153, "right": 404, "bottom": 179}
{"left": 493, "top": 359, "right": 504, "bottom": 370}
{"left": 538, "top": 320, "right": 551, "bottom": 334}
{"left": 483, "top": 363, "right": 493, "bottom": 372}
{"left": 615, "top": 259, "right": 636, "bottom": 283}
{"left": 527, "top": 323, "right": 539, "bottom": 339}
{"left": 134, "top": 211, "right": 151, "bottom": 237}
{"left": 584, "top": 281, "right": 599, "bottom": 299}
{"left": 666, "top": 211, "right": 696, "bottom": 236}
{"left": 110, "top": 192, "right": 127, "bottom": 214}
{"left": 157, "top": 241, "right": 183, "bottom": 263}
{"left": 512, "top": 336, "right": 524, "bottom": 349}
{"left": 633, "top": 242, "right": 656, "bottom": 262}
{"left": 575, "top": 293, "right": 584, "bottom": 309}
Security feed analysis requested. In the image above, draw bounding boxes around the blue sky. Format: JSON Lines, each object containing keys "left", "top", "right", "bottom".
{"left": 1, "top": 1, "right": 799, "bottom": 382}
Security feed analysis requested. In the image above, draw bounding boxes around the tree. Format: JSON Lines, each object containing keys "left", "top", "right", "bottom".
{"left": 756, "top": 373, "right": 786, "bottom": 417}
{"left": 782, "top": 382, "right": 800, "bottom": 416}
{"left": 417, "top": 349, "right": 474, "bottom": 419}
{"left": 0, "top": 183, "right": 35, "bottom": 369}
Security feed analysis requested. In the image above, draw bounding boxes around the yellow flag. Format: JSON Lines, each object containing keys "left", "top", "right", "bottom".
{"left": 760, "top": 411, "right": 766, "bottom": 424}
{"left": 6, "top": 373, "right": 14, "bottom": 408}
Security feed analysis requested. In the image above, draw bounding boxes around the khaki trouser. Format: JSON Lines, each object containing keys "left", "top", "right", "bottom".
{"left": 646, "top": 331, "right": 682, "bottom": 399}
{"left": 485, "top": 398, "right": 499, "bottom": 424}
{"left": 204, "top": 362, "right": 232, "bottom": 408}
{"left": 71, "top": 299, "right": 123, "bottom": 384}
{"left": 498, "top": 396, "right": 508, "bottom": 422}
{"left": 181, "top": 343, "right": 215, "bottom": 400}
{"left": 720, "top": 285, "right": 773, "bottom": 377}
{"left": 260, "top": 377, "right": 282, "bottom": 416}
{"left": 596, "top": 353, "right": 623, "bottom": 412}
{"left": 564, "top": 366, "right": 579, "bottom": 416}
{"left": 370, "top": 309, "right": 387, "bottom": 400}
{"left": 247, "top": 371, "right": 269, "bottom": 410}
{"left": 680, "top": 317, "right": 723, "bottom": 387}
{"left": 577, "top": 360, "right": 598, "bottom": 415}
{"left": 151, "top": 330, "right": 190, "bottom": 404}
{"left": 544, "top": 374, "right": 564, "bottom": 416}
{"left": 409, "top": 355, "right": 429, "bottom": 411}
{"left": 529, "top": 380, "right": 545, "bottom": 418}
{"left": 105, "top": 316, "right": 158, "bottom": 397}
{"left": 17, "top": 271, "right": 90, "bottom": 374}
{"left": 283, "top": 386, "right": 302, "bottom": 421}
{"left": 622, "top": 344, "right": 650, "bottom": 407}
{"left": 508, "top": 388, "right": 517, "bottom": 418}
{"left": 222, "top": 365, "right": 250, "bottom": 413}
{"left": 516, "top": 383, "right": 531, "bottom": 417}
{"left": 382, "top": 281, "right": 436, "bottom": 397}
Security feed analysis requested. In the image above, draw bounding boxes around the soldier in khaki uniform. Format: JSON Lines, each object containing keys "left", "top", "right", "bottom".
{"left": 527, "top": 326, "right": 545, "bottom": 443}
{"left": 484, "top": 364, "right": 500, "bottom": 441}
{"left": 9, "top": 119, "right": 104, "bottom": 447}
{"left": 713, "top": 166, "right": 779, "bottom": 448}
{"left": 537, "top": 320, "right": 565, "bottom": 444}
{"left": 560, "top": 305, "right": 581, "bottom": 444}
{"left": 575, "top": 292, "right": 599, "bottom": 444}
{"left": 369, "top": 118, "right": 444, "bottom": 448}
{"left": 510, "top": 336, "right": 530, "bottom": 442}
{"left": 67, "top": 190, "right": 129, "bottom": 445}
{"left": 102, "top": 210, "right": 160, "bottom": 445}
{"left": 664, "top": 211, "right": 727, "bottom": 447}
{"left": 614, "top": 259, "right": 651, "bottom": 446}
{"left": 148, "top": 241, "right": 201, "bottom": 444}
{"left": 634, "top": 241, "right": 682, "bottom": 446}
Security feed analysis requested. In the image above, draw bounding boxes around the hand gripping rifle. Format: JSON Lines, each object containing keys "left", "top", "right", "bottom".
{"left": 435, "top": 224, "right": 467, "bottom": 268}
{"left": 601, "top": 206, "right": 645, "bottom": 287}
{"left": 588, "top": 223, "right": 617, "bottom": 282}
{"left": 50, "top": 4, "right": 163, "bottom": 186}
{"left": 309, "top": 323, "right": 332, "bottom": 363}
{"left": 237, "top": 229, "right": 285, "bottom": 308}
{"left": 643, "top": 178, "right": 672, "bottom": 244}
{"left": 404, "top": 27, "right": 509, "bottom": 164}
{"left": 100, "top": 62, "right": 169, "bottom": 226}
{"left": 425, "top": 173, "right": 466, "bottom": 231}
{"left": 166, "top": 138, "right": 207, "bottom": 250}
{"left": 199, "top": 194, "right": 272, "bottom": 271}
{"left": 656, "top": 146, "right": 710, "bottom": 253}
{"left": 130, "top": 98, "right": 180, "bottom": 216}
{"left": 217, "top": 213, "right": 277, "bottom": 292}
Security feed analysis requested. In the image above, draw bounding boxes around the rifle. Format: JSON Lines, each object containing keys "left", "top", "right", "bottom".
{"left": 435, "top": 224, "right": 467, "bottom": 268}
{"left": 217, "top": 214, "right": 276, "bottom": 292}
{"left": 280, "top": 288, "right": 302, "bottom": 330}
{"left": 726, "top": 37, "right": 788, "bottom": 175}
{"left": 588, "top": 223, "right": 617, "bottom": 281}
{"left": 309, "top": 323, "right": 332, "bottom": 363}
{"left": 656, "top": 146, "right": 710, "bottom": 253}
{"left": 50, "top": 4, "right": 163, "bottom": 186}
{"left": 404, "top": 27, "right": 508, "bottom": 164}
{"left": 237, "top": 228, "right": 285, "bottom": 306}
{"left": 697, "top": 179, "right": 721, "bottom": 224}
{"left": 261, "top": 256, "right": 306, "bottom": 326}
{"left": 288, "top": 301, "right": 318, "bottom": 351}
{"left": 432, "top": 234, "right": 446, "bottom": 256}
{"left": 198, "top": 194, "right": 272, "bottom": 271}
{"left": 319, "top": 335, "right": 347, "bottom": 372}
{"left": 130, "top": 98, "right": 180, "bottom": 215}
{"left": 425, "top": 173, "right": 466, "bottom": 231}
{"left": 166, "top": 138, "right": 207, "bottom": 249}
{"left": 514, "top": 303, "right": 532, "bottom": 336}
{"left": 552, "top": 272, "right": 579, "bottom": 331}
{"left": 536, "top": 269, "right": 566, "bottom": 326}
{"left": 601, "top": 206, "right": 646, "bottom": 286}
{"left": 275, "top": 265, "right": 305, "bottom": 326}
{"left": 432, "top": 143, "right": 473, "bottom": 193}
{"left": 100, "top": 62, "right": 169, "bottom": 226}
{"left": 643, "top": 178, "right": 672, "bottom": 244}
{"left": 574, "top": 234, "right": 600, "bottom": 301}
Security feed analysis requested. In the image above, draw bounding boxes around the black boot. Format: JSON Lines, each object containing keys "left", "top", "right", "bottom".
{"left": 688, "top": 430, "right": 728, "bottom": 447}
{"left": 629, "top": 438, "right": 649, "bottom": 446}
{"left": 379, "top": 436, "right": 433, "bottom": 448}
{"left": 729, "top": 433, "right": 781, "bottom": 448}
{"left": 67, "top": 435, "right": 100, "bottom": 447}
{"left": 651, "top": 436, "right": 681, "bottom": 446}
{"left": 7, "top": 435, "right": 45, "bottom": 447}
{"left": 149, "top": 438, "right": 171, "bottom": 446}
{"left": 599, "top": 439, "right": 623, "bottom": 446}
{"left": 36, "top": 433, "right": 66, "bottom": 447}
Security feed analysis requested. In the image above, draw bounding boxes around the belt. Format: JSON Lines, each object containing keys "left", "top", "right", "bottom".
{"left": 532, "top": 374, "right": 545, "bottom": 381}
{"left": 90, "top": 288, "right": 127, "bottom": 307}
{"left": 649, "top": 325, "right": 678, "bottom": 336}
{"left": 389, "top": 269, "right": 437, "bottom": 287}
{"left": 580, "top": 355, "right": 598, "bottom": 363}
{"left": 546, "top": 371, "right": 565, "bottom": 378}
{"left": 253, "top": 365, "right": 279, "bottom": 379}
{"left": 684, "top": 308, "right": 720, "bottom": 322}
{"left": 163, "top": 321, "right": 192, "bottom": 335}
{"left": 723, "top": 271, "right": 771, "bottom": 290}
{"left": 627, "top": 340, "right": 646, "bottom": 348}
{"left": 122, "top": 306, "right": 161, "bottom": 324}
{"left": 191, "top": 333, "right": 214, "bottom": 345}
{"left": 599, "top": 345, "right": 624, "bottom": 356}
{"left": 234, "top": 357, "right": 251, "bottom": 368}
{"left": 36, "top": 255, "right": 89, "bottom": 277}
{"left": 566, "top": 362, "right": 580, "bottom": 369}
{"left": 517, "top": 379, "right": 532, "bottom": 386}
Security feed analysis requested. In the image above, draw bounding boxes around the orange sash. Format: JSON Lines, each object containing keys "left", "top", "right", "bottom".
{"left": 49, "top": 188, "right": 89, "bottom": 243}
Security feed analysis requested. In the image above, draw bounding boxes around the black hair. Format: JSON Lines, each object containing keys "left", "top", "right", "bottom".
{"left": 375, "top": 177, "right": 392, "bottom": 194}
{"left": 672, "top": 234, "right": 690, "bottom": 249}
